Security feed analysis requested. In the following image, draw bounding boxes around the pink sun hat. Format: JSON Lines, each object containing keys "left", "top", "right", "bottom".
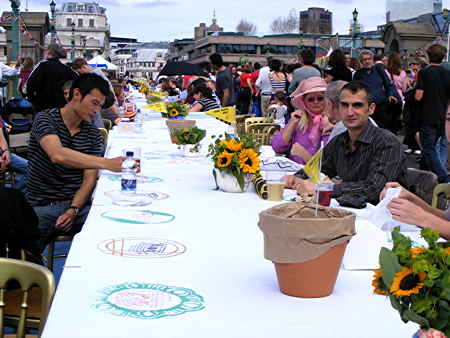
{"left": 290, "top": 77, "right": 327, "bottom": 110}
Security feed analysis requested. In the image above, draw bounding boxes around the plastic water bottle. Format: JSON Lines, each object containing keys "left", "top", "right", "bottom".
{"left": 121, "top": 151, "right": 137, "bottom": 195}
{"left": 134, "top": 108, "right": 143, "bottom": 133}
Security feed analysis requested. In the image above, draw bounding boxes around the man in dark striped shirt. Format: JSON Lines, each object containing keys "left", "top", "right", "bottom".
{"left": 27, "top": 74, "right": 125, "bottom": 249}
{"left": 286, "top": 81, "right": 408, "bottom": 205}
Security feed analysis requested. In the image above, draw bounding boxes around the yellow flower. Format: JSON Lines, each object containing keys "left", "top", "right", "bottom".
{"left": 217, "top": 151, "right": 233, "bottom": 168}
{"left": 410, "top": 246, "right": 426, "bottom": 258}
{"left": 178, "top": 130, "right": 189, "bottom": 135}
{"left": 372, "top": 269, "right": 387, "bottom": 295}
{"left": 238, "top": 148, "right": 260, "bottom": 174}
{"left": 446, "top": 247, "right": 450, "bottom": 255}
{"left": 226, "top": 140, "right": 243, "bottom": 152}
{"left": 169, "top": 109, "right": 179, "bottom": 117}
{"left": 220, "top": 140, "right": 229, "bottom": 147}
{"left": 390, "top": 266, "right": 427, "bottom": 298}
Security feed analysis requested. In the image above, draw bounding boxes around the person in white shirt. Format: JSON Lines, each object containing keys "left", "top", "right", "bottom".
{"left": 255, "top": 56, "right": 273, "bottom": 117}
{"left": 0, "top": 56, "right": 22, "bottom": 104}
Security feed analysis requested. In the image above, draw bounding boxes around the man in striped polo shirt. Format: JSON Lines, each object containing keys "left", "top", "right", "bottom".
{"left": 27, "top": 73, "right": 125, "bottom": 250}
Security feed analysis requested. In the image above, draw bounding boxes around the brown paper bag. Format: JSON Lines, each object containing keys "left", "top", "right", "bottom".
{"left": 258, "top": 203, "right": 356, "bottom": 263}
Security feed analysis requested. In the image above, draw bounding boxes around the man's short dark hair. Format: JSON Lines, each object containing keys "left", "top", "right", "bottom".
{"left": 72, "top": 58, "right": 88, "bottom": 71}
{"left": 253, "top": 62, "right": 261, "bottom": 70}
{"left": 300, "top": 49, "right": 315, "bottom": 66}
{"left": 209, "top": 53, "right": 224, "bottom": 67}
{"left": 47, "top": 43, "right": 67, "bottom": 59}
{"left": 68, "top": 73, "right": 110, "bottom": 102}
{"left": 339, "top": 81, "right": 374, "bottom": 105}
{"left": 426, "top": 44, "right": 447, "bottom": 64}
{"left": 374, "top": 54, "right": 384, "bottom": 62}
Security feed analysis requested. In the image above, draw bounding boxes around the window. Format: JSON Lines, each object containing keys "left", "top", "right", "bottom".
{"left": 88, "top": 6, "right": 93, "bottom": 13}
{"left": 89, "top": 19, "right": 94, "bottom": 27}
{"left": 78, "top": 19, "right": 83, "bottom": 27}
{"left": 67, "top": 5, "right": 74, "bottom": 12}
{"left": 66, "top": 18, "right": 72, "bottom": 26}
{"left": 77, "top": 5, "right": 83, "bottom": 12}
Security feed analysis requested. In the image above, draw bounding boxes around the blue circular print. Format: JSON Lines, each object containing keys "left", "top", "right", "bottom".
{"left": 108, "top": 175, "right": 164, "bottom": 184}
{"left": 92, "top": 282, "right": 204, "bottom": 320}
{"left": 101, "top": 210, "right": 175, "bottom": 224}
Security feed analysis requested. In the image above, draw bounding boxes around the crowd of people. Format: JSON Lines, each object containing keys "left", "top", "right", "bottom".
{"left": 0, "top": 42, "right": 449, "bottom": 264}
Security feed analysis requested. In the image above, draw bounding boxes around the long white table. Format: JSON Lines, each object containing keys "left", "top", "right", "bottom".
{"left": 42, "top": 109, "right": 418, "bottom": 337}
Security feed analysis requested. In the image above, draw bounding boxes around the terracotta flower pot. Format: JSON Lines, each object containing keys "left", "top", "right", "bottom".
{"left": 165, "top": 119, "right": 196, "bottom": 144}
{"left": 274, "top": 241, "right": 348, "bottom": 298}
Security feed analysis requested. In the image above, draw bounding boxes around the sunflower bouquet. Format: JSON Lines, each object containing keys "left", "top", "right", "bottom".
{"left": 165, "top": 101, "right": 189, "bottom": 119}
{"left": 373, "top": 226, "right": 450, "bottom": 336}
{"left": 207, "top": 133, "right": 260, "bottom": 191}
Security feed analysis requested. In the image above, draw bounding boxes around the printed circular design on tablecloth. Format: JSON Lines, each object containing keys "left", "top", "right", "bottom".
{"left": 283, "top": 194, "right": 297, "bottom": 202}
{"left": 101, "top": 210, "right": 175, "bottom": 224}
{"left": 97, "top": 237, "right": 186, "bottom": 258}
{"left": 92, "top": 283, "right": 204, "bottom": 320}
{"left": 107, "top": 175, "right": 164, "bottom": 183}
{"left": 104, "top": 190, "right": 170, "bottom": 200}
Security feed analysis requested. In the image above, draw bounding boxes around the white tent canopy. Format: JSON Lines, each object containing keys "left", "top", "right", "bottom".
{"left": 87, "top": 55, "right": 117, "bottom": 70}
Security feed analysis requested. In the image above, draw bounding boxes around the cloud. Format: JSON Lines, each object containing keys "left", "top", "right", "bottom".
{"left": 102, "top": 0, "right": 177, "bottom": 7}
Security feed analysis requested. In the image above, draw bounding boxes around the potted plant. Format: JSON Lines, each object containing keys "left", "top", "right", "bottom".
{"left": 173, "top": 127, "right": 206, "bottom": 157}
{"left": 373, "top": 226, "right": 450, "bottom": 337}
{"left": 165, "top": 101, "right": 194, "bottom": 143}
{"left": 207, "top": 133, "right": 260, "bottom": 192}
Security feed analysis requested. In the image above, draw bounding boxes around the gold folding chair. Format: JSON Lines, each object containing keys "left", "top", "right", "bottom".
{"left": 431, "top": 183, "right": 450, "bottom": 210}
{"left": 247, "top": 123, "right": 280, "bottom": 146}
{"left": 244, "top": 117, "right": 274, "bottom": 133}
{"left": 0, "top": 258, "right": 55, "bottom": 338}
{"left": 45, "top": 236, "right": 73, "bottom": 272}
{"left": 235, "top": 114, "right": 255, "bottom": 135}
{"left": 98, "top": 128, "right": 108, "bottom": 149}
{"left": 102, "top": 119, "right": 112, "bottom": 131}
{"left": 262, "top": 125, "right": 281, "bottom": 145}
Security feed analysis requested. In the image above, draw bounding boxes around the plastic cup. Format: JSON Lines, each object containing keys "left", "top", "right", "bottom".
{"left": 267, "top": 180, "right": 285, "bottom": 201}
{"left": 317, "top": 183, "right": 333, "bottom": 207}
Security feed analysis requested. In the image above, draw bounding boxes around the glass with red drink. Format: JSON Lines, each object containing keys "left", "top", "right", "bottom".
{"left": 317, "top": 183, "right": 333, "bottom": 207}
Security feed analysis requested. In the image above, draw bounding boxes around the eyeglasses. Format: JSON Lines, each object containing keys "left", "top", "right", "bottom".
{"left": 306, "top": 96, "right": 325, "bottom": 103}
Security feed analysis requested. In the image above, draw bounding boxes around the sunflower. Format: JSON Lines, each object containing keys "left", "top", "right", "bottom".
{"left": 226, "top": 140, "right": 243, "bottom": 152}
{"left": 372, "top": 269, "right": 387, "bottom": 295}
{"left": 219, "top": 140, "right": 229, "bottom": 148}
{"left": 446, "top": 247, "right": 450, "bottom": 255}
{"left": 169, "top": 109, "right": 179, "bottom": 117}
{"left": 217, "top": 151, "right": 233, "bottom": 168}
{"left": 238, "top": 148, "right": 260, "bottom": 174}
{"left": 390, "top": 266, "right": 427, "bottom": 298}
{"left": 178, "top": 130, "right": 189, "bottom": 135}
{"left": 410, "top": 246, "right": 426, "bottom": 258}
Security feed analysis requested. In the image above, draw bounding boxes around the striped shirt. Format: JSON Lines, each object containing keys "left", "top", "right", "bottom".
{"left": 269, "top": 72, "right": 286, "bottom": 93}
{"left": 298, "top": 122, "right": 408, "bottom": 204}
{"left": 27, "top": 108, "right": 102, "bottom": 206}
{"left": 194, "top": 98, "right": 220, "bottom": 112}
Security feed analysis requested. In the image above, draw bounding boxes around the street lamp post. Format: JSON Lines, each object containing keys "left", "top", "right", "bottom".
{"left": 49, "top": 0, "right": 56, "bottom": 43}
{"left": 443, "top": 8, "right": 450, "bottom": 62}
{"left": 9, "top": 0, "right": 20, "bottom": 98}
{"left": 350, "top": 8, "right": 359, "bottom": 58}
{"left": 81, "top": 35, "right": 86, "bottom": 58}
{"left": 70, "top": 20, "right": 75, "bottom": 62}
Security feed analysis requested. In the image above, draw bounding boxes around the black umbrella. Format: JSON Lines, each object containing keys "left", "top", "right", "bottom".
{"left": 159, "top": 61, "right": 209, "bottom": 77}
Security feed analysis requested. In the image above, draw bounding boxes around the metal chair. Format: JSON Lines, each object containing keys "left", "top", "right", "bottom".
{"left": 45, "top": 236, "right": 73, "bottom": 272}
{"left": 235, "top": 114, "right": 254, "bottom": 135}
{"left": 431, "top": 183, "right": 450, "bottom": 210}
{"left": 262, "top": 125, "right": 281, "bottom": 145}
{"left": 102, "top": 119, "right": 112, "bottom": 131}
{"left": 0, "top": 258, "right": 55, "bottom": 338}
{"left": 247, "top": 123, "right": 280, "bottom": 146}
{"left": 99, "top": 128, "right": 108, "bottom": 149}
{"left": 244, "top": 117, "right": 274, "bottom": 133}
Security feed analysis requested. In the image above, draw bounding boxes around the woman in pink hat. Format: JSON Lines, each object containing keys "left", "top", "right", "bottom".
{"left": 271, "top": 77, "right": 329, "bottom": 164}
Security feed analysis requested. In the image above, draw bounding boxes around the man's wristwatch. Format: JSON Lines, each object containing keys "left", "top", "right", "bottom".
{"left": 68, "top": 206, "right": 79, "bottom": 215}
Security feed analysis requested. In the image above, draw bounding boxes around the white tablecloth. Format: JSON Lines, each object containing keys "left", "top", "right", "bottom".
{"left": 42, "top": 112, "right": 418, "bottom": 337}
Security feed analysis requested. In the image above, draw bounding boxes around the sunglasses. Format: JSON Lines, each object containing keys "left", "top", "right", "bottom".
{"left": 306, "top": 96, "right": 325, "bottom": 103}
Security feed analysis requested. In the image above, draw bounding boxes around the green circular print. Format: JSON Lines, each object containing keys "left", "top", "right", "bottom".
{"left": 101, "top": 210, "right": 175, "bottom": 224}
{"left": 283, "top": 194, "right": 297, "bottom": 202}
{"left": 108, "top": 175, "right": 164, "bottom": 183}
{"left": 92, "top": 283, "right": 204, "bottom": 320}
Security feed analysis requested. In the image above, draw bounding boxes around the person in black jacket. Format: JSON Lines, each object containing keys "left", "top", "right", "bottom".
{"left": 26, "top": 43, "right": 78, "bottom": 113}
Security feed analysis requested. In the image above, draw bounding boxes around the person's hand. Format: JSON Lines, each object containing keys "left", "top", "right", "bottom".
{"left": 291, "top": 143, "right": 310, "bottom": 162}
{"left": 1, "top": 149, "right": 10, "bottom": 168}
{"left": 284, "top": 175, "right": 302, "bottom": 189}
{"left": 388, "top": 198, "right": 427, "bottom": 226}
{"left": 380, "top": 182, "right": 412, "bottom": 201}
{"left": 322, "top": 120, "right": 335, "bottom": 136}
{"left": 388, "top": 96, "right": 398, "bottom": 104}
{"left": 290, "top": 110, "right": 303, "bottom": 126}
{"left": 5, "top": 123, "right": 12, "bottom": 133}
{"left": 296, "top": 179, "right": 317, "bottom": 196}
{"left": 106, "top": 156, "right": 126, "bottom": 172}
{"left": 55, "top": 209, "right": 77, "bottom": 232}
{"left": 418, "top": 328, "right": 447, "bottom": 338}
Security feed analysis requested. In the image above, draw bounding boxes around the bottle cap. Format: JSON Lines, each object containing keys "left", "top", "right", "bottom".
{"left": 125, "top": 151, "right": 134, "bottom": 157}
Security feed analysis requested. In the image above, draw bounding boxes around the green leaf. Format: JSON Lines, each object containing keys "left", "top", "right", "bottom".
{"left": 402, "top": 309, "right": 430, "bottom": 328}
{"left": 421, "top": 228, "right": 440, "bottom": 248}
{"left": 212, "top": 169, "right": 219, "bottom": 190}
{"left": 236, "top": 172, "right": 245, "bottom": 191}
{"left": 379, "top": 247, "right": 403, "bottom": 288}
{"left": 389, "top": 295, "right": 404, "bottom": 313}
{"left": 442, "top": 271, "right": 450, "bottom": 289}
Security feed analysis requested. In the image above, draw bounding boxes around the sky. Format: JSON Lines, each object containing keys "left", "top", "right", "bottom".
{"left": 1, "top": 0, "right": 450, "bottom": 42}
